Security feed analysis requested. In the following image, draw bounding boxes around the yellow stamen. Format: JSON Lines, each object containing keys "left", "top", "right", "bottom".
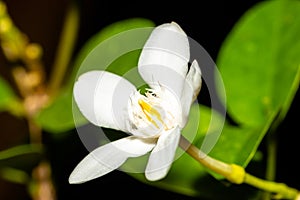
{"left": 138, "top": 99, "right": 163, "bottom": 129}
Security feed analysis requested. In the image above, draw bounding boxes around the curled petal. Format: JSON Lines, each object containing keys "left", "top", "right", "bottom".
{"left": 138, "top": 22, "right": 190, "bottom": 98}
{"left": 145, "top": 127, "right": 181, "bottom": 181}
{"left": 73, "top": 71, "right": 136, "bottom": 132}
{"left": 69, "top": 136, "right": 156, "bottom": 184}
{"left": 180, "top": 60, "right": 202, "bottom": 126}
{"left": 185, "top": 60, "right": 202, "bottom": 101}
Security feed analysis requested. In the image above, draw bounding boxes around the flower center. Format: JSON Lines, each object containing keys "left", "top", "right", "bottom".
{"left": 138, "top": 98, "right": 164, "bottom": 129}
{"left": 127, "top": 87, "right": 181, "bottom": 137}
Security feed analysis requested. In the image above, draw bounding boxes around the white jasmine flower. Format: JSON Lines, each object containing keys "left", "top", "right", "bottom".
{"left": 69, "top": 22, "right": 202, "bottom": 184}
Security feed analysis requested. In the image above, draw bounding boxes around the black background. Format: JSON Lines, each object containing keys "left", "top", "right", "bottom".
{"left": 0, "top": 0, "right": 299, "bottom": 199}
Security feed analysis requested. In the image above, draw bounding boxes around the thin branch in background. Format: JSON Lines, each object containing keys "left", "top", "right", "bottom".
{"left": 47, "top": 2, "right": 80, "bottom": 97}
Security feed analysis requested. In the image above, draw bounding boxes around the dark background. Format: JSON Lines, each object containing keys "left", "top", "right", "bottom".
{"left": 0, "top": 0, "right": 299, "bottom": 199}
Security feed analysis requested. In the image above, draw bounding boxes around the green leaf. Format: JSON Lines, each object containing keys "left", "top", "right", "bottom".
{"left": 0, "top": 76, "right": 23, "bottom": 115}
{"left": 216, "top": 0, "right": 300, "bottom": 127}
{"left": 0, "top": 167, "right": 30, "bottom": 184}
{"left": 0, "top": 144, "right": 43, "bottom": 172}
{"left": 35, "top": 18, "right": 155, "bottom": 133}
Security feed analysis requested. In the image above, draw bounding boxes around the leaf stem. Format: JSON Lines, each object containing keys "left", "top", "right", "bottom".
{"left": 179, "top": 135, "right": 299, "bottom": 200}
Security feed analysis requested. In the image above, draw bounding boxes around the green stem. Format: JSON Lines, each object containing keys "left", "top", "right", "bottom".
{"left": 179, "top": 135, "right": 299, "bottom": 200}
{"left": 244, "top": 173, "right": 298, "bottom": 199}
{"left": 265, "top": 133, "right": 277, "bottom": 182}
{"left": 179, "top": 135, "right": 233, "bottom": 180}
{"left": 263, "top": 132, "right": 278, "bottom": 200}
{"left": 47, "top": 2, "right": 79, "bottom": 97}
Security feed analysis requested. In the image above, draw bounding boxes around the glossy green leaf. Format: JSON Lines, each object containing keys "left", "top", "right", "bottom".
{"left": 35, "top": 18, "right": 155, "bottom": 133}
{"left": 0, "top": 144, "right": 43, "bottom": 172}
{"left": 216, "top": 0, "right": 300, "bottom": 127}
{"left": 0, "top": 76, "right": 23, "bottom": 115}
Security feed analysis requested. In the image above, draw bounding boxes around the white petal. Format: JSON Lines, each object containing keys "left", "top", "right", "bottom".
{"left": 180, "top": 60, "right": 202, "bottom": 126}
{"left": 73, "top": 71, "right": 136, "bottom": 132}
{"left": 186, "top": 60, "right": 202, "bottom": 101}
{"left": 138, "top": 22, "right": 189, "bottom": 98}
{"left": 112, "top": 136, "right": 157, "bottom": 156}
{"left": 145, "top": 127, "right": 181, "bottom": 181}
{"left": 69, "top": 136, "right": 156, "bottom": 184}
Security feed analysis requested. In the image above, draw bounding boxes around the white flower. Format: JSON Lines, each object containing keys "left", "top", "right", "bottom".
{"left": 69, "top": 22, "right": 202, "bottom": 183}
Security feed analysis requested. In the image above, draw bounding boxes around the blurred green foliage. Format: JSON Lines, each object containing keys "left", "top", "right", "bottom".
{"left": 0, "top": 144, "right": 43, "bottom": 172}
{"left": 0, "top": 77, "right": 22, "bottom": 115}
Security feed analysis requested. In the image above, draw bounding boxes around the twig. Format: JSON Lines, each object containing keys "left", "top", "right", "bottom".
{"left": 179, "top": 135, "right": 299, "bottom": 200}
{"left": 47, "top": 2, "right": 79, "bottom": 97}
